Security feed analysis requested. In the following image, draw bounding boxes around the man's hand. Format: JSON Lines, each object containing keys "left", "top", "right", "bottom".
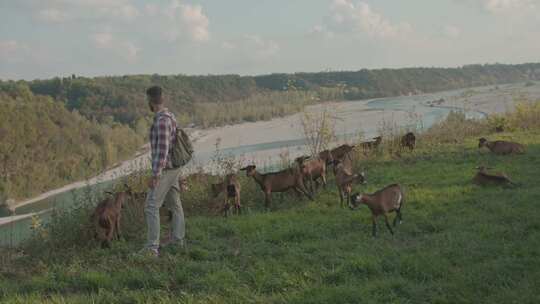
{"left": 149, "top": 176, "right": 159, "bottom": 189}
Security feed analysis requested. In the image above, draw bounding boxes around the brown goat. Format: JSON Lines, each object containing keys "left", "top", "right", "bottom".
{"left": 401, "top": 132, "right": 416, "bottom": 151}
{"left": 331, "top": 144, "right": 356, "bottom": 161}
{"left": 333, "top": 159, "right": 366, "bottom": 208}
{"left": 92, "top": 185, "right": 131, "bottom": 248}
{"left": 240, "top": 165, "right": 313, "bottom": 208}
{"left": 319, "top": 144, "right": 356, "bottom": 165}
{"left": 360, "top": 136, "right": 382, "bottom": 152}
{"left": 478, "top": 138, "right": 525, "bottom": 155}
{"left": 350, "top": 184, "right": 404, "bottom": 237}
{"left": 211, "top": 174, "right": 242, "bottom": 216}
{"left": 318, "top": 150, "right": 333, "bottom": 165}
{"left": 295, "top": 156, "right": 327, "bottom": 194}
{"left": 472, "top": 166, "right": 518, "bottom": 187}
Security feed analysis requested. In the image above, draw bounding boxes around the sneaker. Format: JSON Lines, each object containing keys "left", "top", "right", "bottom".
{"left": 132, "top": 247, "right": 159, "bottom": 258}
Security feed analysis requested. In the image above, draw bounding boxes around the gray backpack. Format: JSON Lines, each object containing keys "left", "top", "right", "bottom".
{"left": 171, "top": 126, "right": 194, "bottom": 167}
{"left": 161, "top": 112, "right": 194, "bottom": 167}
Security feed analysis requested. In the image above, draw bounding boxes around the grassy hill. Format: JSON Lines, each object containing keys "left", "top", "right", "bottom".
{"left": 1, "top": 106, "right": 540, "bottom": 303}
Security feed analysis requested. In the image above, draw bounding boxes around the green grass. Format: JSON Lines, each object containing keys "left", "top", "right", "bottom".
{"left": 1, "top": 131, "right": 540, "bottom": 303}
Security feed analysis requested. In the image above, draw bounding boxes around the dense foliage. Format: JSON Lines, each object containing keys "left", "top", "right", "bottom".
{"left": 0, "top": 86, "right": 143, "bottom": 200}
{"left": 2, "top": 63, "right": 539, "bottom": 130}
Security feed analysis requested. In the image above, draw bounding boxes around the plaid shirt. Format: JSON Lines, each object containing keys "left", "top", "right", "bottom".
{"left": 150, "top": 109, "right": 177, "bottom": 177}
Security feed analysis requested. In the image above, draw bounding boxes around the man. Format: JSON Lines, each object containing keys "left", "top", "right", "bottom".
{"left": 142, "top": 86, "right": 185, "bottom": 256}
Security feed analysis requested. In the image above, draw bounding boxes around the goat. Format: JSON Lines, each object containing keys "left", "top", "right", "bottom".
{"left": 240, "top": 165, "right": 313, "bottom": 208}
{"left": 318, "top": 150, "right": 333, "bottom": 165}
{"left": 295, "top": 156, "right": 327, "bottom": 194}
{"left": 331, "top": 144, "right": 356, "bottom": 161}
{"left": 333, "top": 159, "right": 366, "bottom": 208}
{"left": 91, "top": 185, "right": 131, "bottom": 248}
{"left": 350, "top": 184, "right": 404, "bottom": 237}
{"left": 211, "top": 174, "right": 242, "bottom": 216}
{"left": 319, "top": 144, "right": 356, "bottom": 165}
{"left": 478, "top": 138, "right": 525, "bottom": 155}
{"left": 472, "top": 166, "right": 518, "bottom": 187}
{"left": 401, "top": 132, "right": 416, "bottom": 151}
{"left": 360, "top": 136, "right": 382, "bottom": 152}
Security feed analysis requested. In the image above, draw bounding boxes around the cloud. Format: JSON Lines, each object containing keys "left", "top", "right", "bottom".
{"left": 180, "top": 4, "right": 210, "bottom": 42}
{"left": 443, "top": 25, "right": 461, "bottom": 38}
{"left": 330, "top": 0, "right": 413, "bottom": 39}
{"left": 220, "top": 35, "right": 280, "bottom": 63}
{"left": 310, "top": 25, "right": 335, "bottom": 39}
{"left": 37, "top": 8, "right": 69, "bottom": 22}
{"left": 455, "top": 0, "right": 537, "bottom": 15}
{"left": 91, "top": 32, "right": 139, "bottom": 63}
{"left": 147, "top": 1, "right": 210, "bottom": 43}
{"left": 244, "top": 35, "right": 280, "bottom": 59}
{"left": 221, "top": 41, "right": 237, "bottom": 50}
{"left": 0, "top": 41, "right": 23, "bottom": 61}
{"left": 28, "top": 0, "right": 140, "bottom": 23}
{"left": 482, "top": 0, "right": 536, "bottom": 13}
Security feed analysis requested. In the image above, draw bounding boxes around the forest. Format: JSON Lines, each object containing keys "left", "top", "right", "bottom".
{"left": 1, "top": 62, "right": 539, "bottom": 200}
{"left": 0, "top": 85, "right": 143, "bottom": 200}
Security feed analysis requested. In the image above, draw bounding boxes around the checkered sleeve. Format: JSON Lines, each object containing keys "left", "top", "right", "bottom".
{"left": 151, "top": 115, "right": 171, "bottom": 177}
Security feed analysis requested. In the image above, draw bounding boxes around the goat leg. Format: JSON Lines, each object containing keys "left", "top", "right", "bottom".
{"left": 321, "top": 174, "right": 327, "bottom": 189}
{"left": 384, "top": 214, "right": 394, "bottom": 235}
{"left": 222, "top": 199, "right": 230, "bottom": 217}
{"left": 297, "top": 179, "right": 314, "bottom": 201}
{"left": 393, "top": 210, "right": 402, "bottom": 227}
{"left": 338, "top": 189, "right": 344, "bottom": 208}
{"left": 264, "top": 192, "right": 272, "bottom": 209}
{"left": 235, "top": 194, "right": 242, "bottom": 215}
{"left": 115, "top": 217, "right": 122, "bottom": 240}
{"left": 372, "top": 215, "right": 378, "bottom": 237}
{"left": 296, "top": 185, "right": 314, "bottom": 201}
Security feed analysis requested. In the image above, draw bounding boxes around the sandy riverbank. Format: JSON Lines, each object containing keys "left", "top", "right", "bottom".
{"left": 436, "top": 82, "right": 540, "bottom": 115}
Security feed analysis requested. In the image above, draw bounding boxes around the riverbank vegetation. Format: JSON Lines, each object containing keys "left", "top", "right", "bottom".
{"left": 1, "top": 63, "right": 539, "bottom": 201}
{"left": 1, "top": 100, "right": 539, "bottom": 303}
{"left": 0, "top": 87, "right": 143, "bottom": 200}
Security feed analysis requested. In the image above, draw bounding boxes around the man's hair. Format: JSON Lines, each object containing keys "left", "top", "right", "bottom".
{"left": 146, "top": 86, "right": 163, "bottom": 104}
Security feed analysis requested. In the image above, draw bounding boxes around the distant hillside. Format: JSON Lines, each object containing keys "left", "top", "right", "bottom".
{"left": 1, "top": 63, "right": 539, "bottom": 130}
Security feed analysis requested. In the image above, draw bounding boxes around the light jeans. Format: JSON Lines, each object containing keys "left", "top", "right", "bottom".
{"left": 144, "top": 168, "right": 185, "bottom": 250}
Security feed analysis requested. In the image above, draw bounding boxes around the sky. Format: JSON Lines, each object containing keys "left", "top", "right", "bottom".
{"left": 0, "top": 0, "right": 539, "bottom": 80}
